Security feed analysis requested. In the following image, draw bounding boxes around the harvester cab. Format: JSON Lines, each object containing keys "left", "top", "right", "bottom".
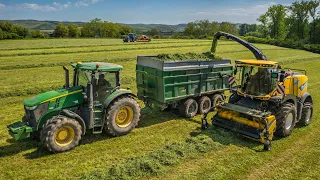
{"left": 204, "top": 32, "right": 313, "bottom": 150}
{"left": 7, "top": 62, "right": 140, "bottom": 153}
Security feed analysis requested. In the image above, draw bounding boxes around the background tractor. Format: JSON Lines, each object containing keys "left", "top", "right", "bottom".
{"left": 123, "top": 33, "right": 151, "bottom": 42}
{"left": 8, "top": 62, "right": 140, "bottom": 153}
{"left": 203, "top": 32, "right": 313, "bottom": 150}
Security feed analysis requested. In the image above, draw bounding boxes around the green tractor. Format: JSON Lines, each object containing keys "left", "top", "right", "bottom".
{"left": 8, "top": 62, "right": 140, "bottom": 153}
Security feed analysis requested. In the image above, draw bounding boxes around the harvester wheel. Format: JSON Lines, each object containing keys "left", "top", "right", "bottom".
{"left": 41, "top": 116, "right": 82, "bottom": 153}
{"left": 179, "top": 99, "right": 198, "bottom": 118}
{"left": 299, "top": 102, "right": 313, "bottom": 126}
{"left": 275, "top": 102, "right": 297, "bottom": 137}
{"left": 211, "top": 94, "right": 224, "bottom": 107}
{"left": 198, "top": 96, "right": 211, "bottom": 114}
{"left": 263, "top": 141, "right": 271, "bottom": 151}
{"left": 104, "top": 96, "right": 140, "bottom": 136}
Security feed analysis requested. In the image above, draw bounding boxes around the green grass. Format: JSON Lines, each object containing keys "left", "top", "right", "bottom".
{"left": 0, "top": 38, "right": 319, "bottom": 180}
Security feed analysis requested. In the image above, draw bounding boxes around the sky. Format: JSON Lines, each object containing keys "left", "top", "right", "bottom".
{"left": 0, "top": 0, "right": 298, "bottom": 24}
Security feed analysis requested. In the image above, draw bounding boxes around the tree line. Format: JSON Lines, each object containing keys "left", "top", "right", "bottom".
{"left": 242, "top": 0, "right": 320, "bottom": 44}
{"left": 0, "top": 18, "right": 134, "bottom": 40}
{"left": 180, "top": 20, "right": 239, "bottom": 39}
{"left": 53, "top": 18, "right": 134, "bottom": 38}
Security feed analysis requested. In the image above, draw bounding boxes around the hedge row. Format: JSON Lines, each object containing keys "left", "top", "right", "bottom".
{"left": 243, "top": 36, "right": 320, "bottom": 54}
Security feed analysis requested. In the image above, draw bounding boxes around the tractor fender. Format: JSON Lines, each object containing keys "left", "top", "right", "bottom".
{"left": 60, "top": 109, "right": 86, "bottom": 135}
{"left": 104, "top": 89, "right": 137, "bottom": 109}
{"left": 297, "top": 92, "right": 313, "bottom": 120}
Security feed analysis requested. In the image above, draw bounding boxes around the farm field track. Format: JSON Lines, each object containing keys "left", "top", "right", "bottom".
{"left": 0, "top": 38, "right": 319, "bottom": 179}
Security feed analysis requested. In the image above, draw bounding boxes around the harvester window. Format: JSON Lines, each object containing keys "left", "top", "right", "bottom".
{"left": 241, "top": 66, "right": 277, "bottom": 96}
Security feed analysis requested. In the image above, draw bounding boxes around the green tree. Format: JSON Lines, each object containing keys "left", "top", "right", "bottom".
{"left": 288, "top": 1, "right": 310, "bottom": 39}
{"left": 53, "top": 23, "right": 68, "bottom": 37}
{"left": 150, "top": 28, "right": 160, "bottom": 36}
{"left": 0, "top": 29, "right": 3, "bottom": 40}
{"left": 13, "top": 26, "right": 29, "bottom": 38}
{"left": 67, "top": 24, "right": 80, "bottom": 37}
{"left": 266, "top": 4, "right": 287, "bottom": 40}
{"left": 31, "top": 30, "right": 45, "bottom": 38}
{"left": 257, "top": 14, "right": 269, "bottom": 37}
{"left": 219, "top": 22, "right": 239, "bottom": 35}
{"left": 307, "top": 0, "right": 319, "bottom": 43}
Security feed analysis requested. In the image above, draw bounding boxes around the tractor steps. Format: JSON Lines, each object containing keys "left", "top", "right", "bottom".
{"left": 92, "top": 102, "right": 104, "bottom": 134}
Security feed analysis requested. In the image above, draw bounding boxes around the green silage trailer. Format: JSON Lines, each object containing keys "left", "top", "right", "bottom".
{"left": 136, "top": 56, "right": 233, "bottom": 117}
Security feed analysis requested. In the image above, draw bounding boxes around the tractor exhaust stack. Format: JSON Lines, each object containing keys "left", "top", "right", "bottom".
{"left": 63, "top": 66, "right": 69, "bottom": 88}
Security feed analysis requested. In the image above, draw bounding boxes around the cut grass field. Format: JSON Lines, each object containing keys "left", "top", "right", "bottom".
{"left": 0, "top": 38, "right": 319, "bottom": 180}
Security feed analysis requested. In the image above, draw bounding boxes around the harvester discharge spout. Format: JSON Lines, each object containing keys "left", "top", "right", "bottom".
{"left": 211, "top": 31, "right": 268, "bottom": 61}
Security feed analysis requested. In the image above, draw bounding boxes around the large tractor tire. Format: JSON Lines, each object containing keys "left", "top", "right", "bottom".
{"left": 179, "top": 98, "right": 198, "bottom": 118}
{"left": 275, "top": 102, "right": 297, "bottom": 137}
{"left": 41, "top": 116, "right": 82, "bottom": 153}
{"left": 104, "top": 96, "right": 140, "bottom": 136}
{"left": 198, "top": 96, "right": 211, "bottom": 114}
{"left": 298, "top": 102, "right": 313, "bottom": 126}
{"left": 211, "top": 94, "right": 224, "bottom": 108}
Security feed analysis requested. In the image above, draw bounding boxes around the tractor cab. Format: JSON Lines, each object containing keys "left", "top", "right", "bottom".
{"left": 71, "top": 62, "right": 122, "bottom": 103}
{"left": 233, "top": 60, "right": 280, "bottom": 98}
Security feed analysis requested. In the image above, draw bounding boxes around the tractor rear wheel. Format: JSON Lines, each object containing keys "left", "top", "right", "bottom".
{"left": 275, "top": 102, "right": 297, "bottom": 137}
{"left": 104, "top": 96, "right": 140, "bottom": 136}
{"left": 198, "top": 96, "right": 211, "bottom": 114}
{"left": 179, "top": 99, "right": 198, "bottom": 118}
{"left": 41, "top": 116, "right": 82, "bottom": 153}
{"left": 298, "top": 102, "right": 313, "bottom": 126}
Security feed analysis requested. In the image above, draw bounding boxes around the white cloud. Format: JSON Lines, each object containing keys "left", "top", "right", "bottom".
{"left": 0, "top": 3, "right": 5, "bottom": 8}
{"left": 75, "top": 0, "right": 104, "bottom": 7}
{"left": 20, "top": 3, "right": 57, "bottom": 12}
{"left": 192, "top": 2, "right": 277, "bottom": 17}
{"left": 53, "top": 2, "right": 72, "bottom": 9}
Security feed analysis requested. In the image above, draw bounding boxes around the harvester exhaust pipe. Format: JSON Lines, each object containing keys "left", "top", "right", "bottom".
{"left": 63, "top": 66, "right": 69, "bottom": 88}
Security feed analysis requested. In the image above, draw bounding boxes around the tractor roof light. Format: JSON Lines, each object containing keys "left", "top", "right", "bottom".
{"left": 96, "top": 64, "right": 100, "bottom": 68}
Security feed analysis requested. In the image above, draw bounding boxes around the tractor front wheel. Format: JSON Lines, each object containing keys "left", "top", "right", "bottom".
{"left": 104, "top": 96, "right": 140, "bottom": 136}
{"left": 41, "top": 116, "right": 82, "bottom": 153}
{"left": 275, "top": 102, "right": 297, "bottom": 137}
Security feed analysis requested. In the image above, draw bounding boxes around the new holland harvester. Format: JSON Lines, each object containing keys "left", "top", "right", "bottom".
{"left": 202, "top": 32, "right": 313, "bottom": 150}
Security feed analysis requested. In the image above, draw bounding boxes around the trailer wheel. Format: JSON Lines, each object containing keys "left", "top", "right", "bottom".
{"left": 104, "top": 96, "right": 140, "bottom": 136}
{"left": 179, "top": 99, "right": 198, "bottom": 118}
{"left": 41, "top": 116, "right": 82, "bottom": 153}
{"left": 275, "top": 102, "right": 297, "bottom": 137}
{"left": 198, "top": 96, "right": 211, "bottom": 114}
{"left": 298, "top": 102, "right": 313, "bottom": 126}
{"left": 211, "top": 94, "right": 224, "bottom": 107}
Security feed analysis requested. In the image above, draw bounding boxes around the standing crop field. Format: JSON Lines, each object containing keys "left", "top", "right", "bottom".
{"left": 0, "top": 38, "right": 319, "bottom": 179}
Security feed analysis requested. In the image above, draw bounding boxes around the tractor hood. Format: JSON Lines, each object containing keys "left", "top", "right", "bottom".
{"left": 24, "top": 86, "right": 83, "bottom": 107}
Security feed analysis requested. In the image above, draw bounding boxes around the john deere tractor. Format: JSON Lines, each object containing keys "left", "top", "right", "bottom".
{"left": 7, "top": 62, "right": 140, "bottom": 153}
{"left": 202, "top": 32, "right": 313, "bottom": 150}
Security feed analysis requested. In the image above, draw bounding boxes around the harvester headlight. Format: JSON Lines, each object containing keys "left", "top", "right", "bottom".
{"left": 25, "top": 105, "right": 38, "bottom": 110}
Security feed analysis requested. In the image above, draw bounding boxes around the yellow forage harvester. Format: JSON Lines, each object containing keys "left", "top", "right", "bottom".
{"left": 204, "top": 32, "right": 313, "bottom": 151}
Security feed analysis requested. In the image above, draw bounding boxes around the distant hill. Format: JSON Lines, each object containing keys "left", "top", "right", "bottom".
{"left": 0, "top": 20, "right": 187, "bottom": 33}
